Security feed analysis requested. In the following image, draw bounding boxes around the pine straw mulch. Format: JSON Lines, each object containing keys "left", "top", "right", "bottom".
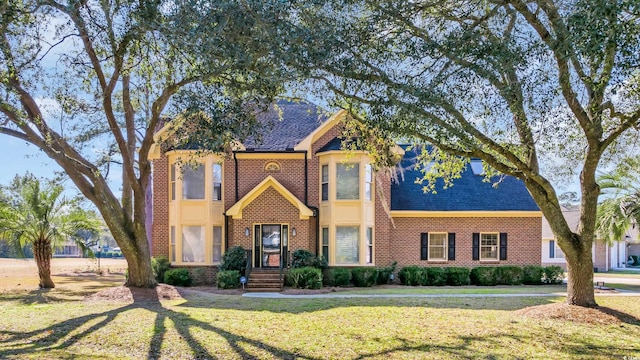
{"left": 515, "top": 303, "right": 640, "bottom": 325}
{"left": 84, "top": 284, "right": 246, "bottom": 302}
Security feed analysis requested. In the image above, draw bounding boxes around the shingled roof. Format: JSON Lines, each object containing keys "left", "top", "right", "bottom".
{"left": 391, "top": 146, "right": 540, "bottom": 211}
{"left": 243, "top": 100, "right": 329, "bottom": 151}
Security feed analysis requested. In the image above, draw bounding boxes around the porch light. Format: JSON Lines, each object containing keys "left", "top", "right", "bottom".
{"left": 244, "top": 227, "right": 250, "bottom": 237}
{"left": 292, "top": 227, "right": 297, "bottom": 237}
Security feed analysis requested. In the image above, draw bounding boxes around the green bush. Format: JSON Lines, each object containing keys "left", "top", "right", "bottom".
{"left": 376, "top": 261, "right": 398, "bottom": 285}
{"left": 470, "top": 267, "right": 497, "bottom": 286}
{"left": 164, "top": 268, "right": 192, "bottom": 286}
{"left": 291, "top": 250, "right": 328, "bottom": 270}
{"left": 445, "top": 267, "right": 470, "bottom": 286}
{"left": 217, "top": 270, "right": 241, "bottom": 289}
{"left": 351, "top": 267, "right": 378, "bottom": 287}
{"left": 543, "top": 266, "right": 565, "bottom": 284}
{"left": 324, "top": 268, "right": 351, "bottom": 287}
{"left": 151, "top": 256, "right": 171, "bottom": 284}
{"left": 220, "top": 246, "right": 246, "bottom": 272}
{"left": 496, "top": 266, "right": 524, "bottom": 285}
{"left": 287, "top": 267, "right": 322, "bottom": 289}
{"left": 522, "top": 265, "right": 544, "bottom": 285}
{"left": 398, "top": 266, "right": 428, "bottom": 286}
{"left": 425, "top": 267, "right": 447, "bottom": 286}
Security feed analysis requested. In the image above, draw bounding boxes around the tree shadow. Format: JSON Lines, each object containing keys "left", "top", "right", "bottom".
{"left": 598, "top": 306, "right": 640, "bottom": 326}
{"left": 0, "top": 289, "right": 320, "bottom": 360}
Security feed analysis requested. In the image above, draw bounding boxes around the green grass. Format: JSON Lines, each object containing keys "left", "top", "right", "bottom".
{"left": 594, "top": 271, "right": 640, "bottom": 278}
{"left": 603, "top": 283, "right": 640, "bottom": 292}
{"left": 342, "top": 285, "right": 567, "bottom": 295}
{"left": 0, "top": 291, "right": 639, "bottom": 359}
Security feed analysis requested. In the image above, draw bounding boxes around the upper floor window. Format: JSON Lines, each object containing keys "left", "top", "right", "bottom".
{"left": 182, "top": 164, "right": 205, "bottom": 199}
{"left": 365, "top": 164, "right": 372, "bottom": 201}
{"left": 321, "top": 165, "right": 329, "bottom": 201}
{"left": 336, "top": 163, "right": 359, "bottom": 200}
{"left": 212, "top": 163, "right": 222, "bottom": 201}
{"left": 170, "top": 164, "right": 176, "bottom": 201}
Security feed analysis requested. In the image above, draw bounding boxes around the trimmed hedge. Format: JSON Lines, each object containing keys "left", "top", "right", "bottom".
{"left": 287, "top": 267, "right": 322, "bottom": 289}
{"left": 398, "top": 266, "right": 428, "bottom": 286}
{"left": 543, "top": 265, "right": 565, "bottom": 284}
{"left": 376, "top": 264, "right": 397, "bottom": 285}
{"left": 496, "top": 266, "right": 524, "bottom": 285}
{"left": 425, "top": 267, "right": 447, "bottom": 286}
{"left": 470, "top": 267, "right": 497, "bottom": 286}
{"left": 445, "top": 267, "right": 470, "bottom": 286}
{"left": 352, "top": 267, "right": 378, "bottom": 287}
{"left": 323, "top": 268, "right": 351, "bottom": 287}
{"left": 523, "top": 265, "right": 545, "bottom": 285}
{"left": 217, "top": 270, "right": 241, "bottom": 289}
{"left": 291, "top": 250, "right": 328, "bottom": 270}
{"left": 164, "top": 268, "right": 192, "bottom": 286}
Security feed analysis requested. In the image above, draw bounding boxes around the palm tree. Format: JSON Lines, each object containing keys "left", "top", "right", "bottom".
{"left": 0, "top": 175, "right": 100, "bottom": 288}
{"left": 595, "top": 159, "right": 640, "bottom": 244}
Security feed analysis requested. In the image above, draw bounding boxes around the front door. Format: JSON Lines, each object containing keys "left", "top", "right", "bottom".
{"left": 254, "top": 224, "right": 289, "bottom": 268}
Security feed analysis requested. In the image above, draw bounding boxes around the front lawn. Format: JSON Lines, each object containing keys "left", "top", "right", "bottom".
{"left": 0, "top": 291, "right": 639, "bottom": 359}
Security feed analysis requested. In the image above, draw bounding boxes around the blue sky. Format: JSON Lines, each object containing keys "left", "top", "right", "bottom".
{"left": 0, "top": 137, "right": 61, "bottom": 185}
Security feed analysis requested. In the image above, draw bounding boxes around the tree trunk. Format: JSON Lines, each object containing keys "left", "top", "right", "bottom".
{"left": 33, "top": 238, "right": 54, "bottom": 289}
{"left": 564, "top": 234, "right": 597, "bottom": 307}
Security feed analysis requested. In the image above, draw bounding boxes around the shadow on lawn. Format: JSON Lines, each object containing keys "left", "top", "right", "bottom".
{"left": 0, "top": 290, "right": 320, "bottom": 360}
{"left": 1, "top": 287, "right": 639, "bottom": 360}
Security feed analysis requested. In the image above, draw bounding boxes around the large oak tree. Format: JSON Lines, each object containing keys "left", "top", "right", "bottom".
{"left": 283, "top": 0, "right": 640, "bottom": 306}
{"left": 0, "top": 0, "right": 289, "bottom": 287}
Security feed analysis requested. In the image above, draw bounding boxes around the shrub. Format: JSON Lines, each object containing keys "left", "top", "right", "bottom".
{"left": 291, "top": 250, "right": 327, "bottom": 269}
{"left": 151, "top": 256, "right": 171, "bottom": 283}
{"left": 470, "top": 267, "right": 497, "bottom": 286}
{"left": 287, "top": 267, "right": 322, "bottom": 289}
{"left": 376, "top": 261, "right": 398, "bottom": 285}
{"left": 543, "top": 265, "right": 565, "bottom": 284}
{"left": 446, "top": 267, "right": 470, "bottom": 286}
{"left": 164, "top": 268, "right": 192, "bottom": 286}
{"left": 398, "top": 266, "right": 428, "bottom": 286}
{"left": 351, "top": 267, "right": 377, "bottom": 287}
{"left": 522, "top": 265, "right": 544, "bottom": 285}
{"left": 425, "top": 267, "right": 447, "bottom": 286}
{"left": 220, "top": 246, "right": 246, "bottom": 272}
{"left": 324, "top": 268, "right": 351, "bottom": 287}
{"left": 496, "top": 266, "right": 524, "bottom": 285}
{"left": 217, "top": 270, "right": 241, "bottom": 289}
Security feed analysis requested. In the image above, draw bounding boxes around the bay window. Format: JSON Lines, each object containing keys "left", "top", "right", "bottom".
{"left": 336, "top": 163, "right": 359, "bottom": 200}
{"left": 335, "top": 226, "right": 360, "bottom": 264}
{"left": 182, "top": 164, "right": 205, "bottom": 200}
{"left": 182, "top": 226, "right": 205, "bottom": 263}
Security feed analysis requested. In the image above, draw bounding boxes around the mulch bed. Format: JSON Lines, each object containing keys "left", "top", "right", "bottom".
{"left": 85, "top": 284, "right": 185, "bottom": 302}
{"left": 515, "top": 303, "right": 637, "bottom": 325}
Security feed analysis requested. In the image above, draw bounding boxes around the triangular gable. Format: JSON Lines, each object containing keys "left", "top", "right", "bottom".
{"left": 226, "top": 176, "right": 313, "bottom": 220}
{"left": 294, "top": 109, "right": 348, "bottom": 155}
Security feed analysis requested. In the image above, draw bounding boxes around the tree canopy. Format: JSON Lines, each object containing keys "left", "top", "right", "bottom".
{"left": 281, "top": 0, "right": 640, "bottom": 306}
{"left": 0, "top": 0, "right": 291, "bottom": 286}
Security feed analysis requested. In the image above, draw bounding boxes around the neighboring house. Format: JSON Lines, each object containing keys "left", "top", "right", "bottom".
{"left": 53, "top": 240, "right": 82, "bottom": 258}
{"left": 149, "top": 100, "right": 542, "bottom": 283}
{"left": 541, "top": 207, "right": 640, "bottom": 271}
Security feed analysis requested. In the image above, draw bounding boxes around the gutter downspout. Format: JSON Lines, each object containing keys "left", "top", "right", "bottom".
{"left": 224, "top": 214, "right": 229, "bottom": 251}
{"left": 304, "top": 151, "right": 308, "bottom": 204}
{"left": 233, "top": 151, "right": 239, "bottom": 202}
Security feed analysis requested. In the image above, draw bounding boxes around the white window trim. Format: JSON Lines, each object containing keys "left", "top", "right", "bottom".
{"left": 428, "top": 232, "right": 448, "bottom": 261}
{"left": 480, "top": 232, "right": 499, "bottom": 261}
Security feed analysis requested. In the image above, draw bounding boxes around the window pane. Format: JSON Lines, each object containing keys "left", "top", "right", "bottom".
{"left": 213, "top": 226, "right": 222, "bottom": 263}
{"left": 182, "top": 226, "right": 205, "bottom": 262}
{"left": 366, "top": 227, "right": 373, "bottom": 264}
{"left": 555, "top": 243, "right": 565, "bottom": 259}
{"left": 321, "top": 165, "right": 329, "bottom": 201}
{"left": 212, "top": 164, "right": 222, "bottom": 201}
{"left": 170, "top": 226, "right": 176, "bottom": 262}
{"left": 428, "top": 233, "right": 447, "bottom": 260}
{"left": 336, "top": 226, "right": 359, "bottom": 264}
{"left": 322, "top": 228, "right": 329, "bottom": 260}
{"left": 480, "top": 233, "right": 498, "bottom": 260}
{"left": 336, "top": 163, "right": 359, "bottom": 200}
{"left": 170, "top": 164, "right": 176, "bottom": 201}
{"left": 183, "top": 164, "right": 205, "bottom": 199}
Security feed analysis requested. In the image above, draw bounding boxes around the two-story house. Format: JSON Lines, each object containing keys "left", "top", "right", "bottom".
{"left": 149, "top": 100, "right": 542, "bottom": 284}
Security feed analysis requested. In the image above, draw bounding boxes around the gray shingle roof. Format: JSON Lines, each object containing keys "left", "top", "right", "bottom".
{"left": 243, "top": 100, "right": 329, "bottom": 151}
{"left": 391, "top": 146, "right": 540, "bottom": 211}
